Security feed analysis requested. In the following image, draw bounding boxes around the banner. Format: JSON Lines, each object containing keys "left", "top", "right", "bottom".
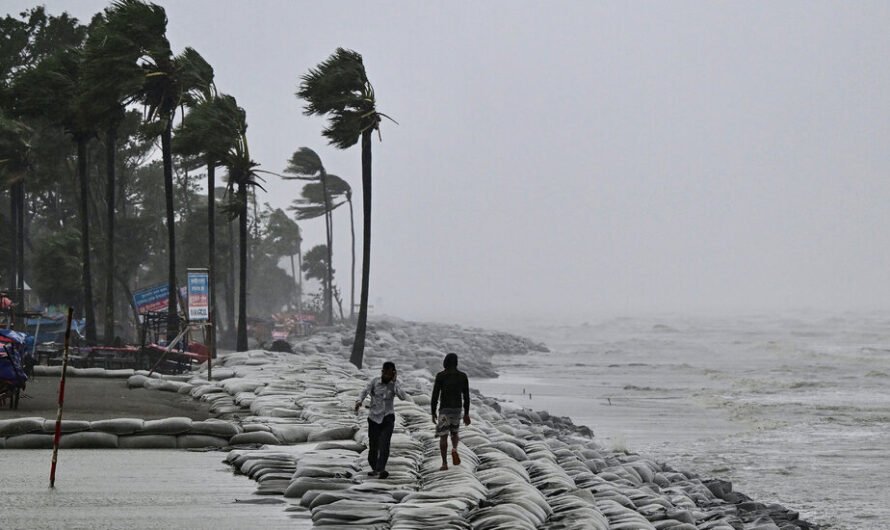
{"left": 187, "top": 269, "right": 210, "bottom": 322}
{"left": 133, "top": 283, "right": 169, "bottom": 314}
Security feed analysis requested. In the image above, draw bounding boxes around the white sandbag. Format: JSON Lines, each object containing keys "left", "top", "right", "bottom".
{"left": 176, "top": 434, "right": 230, "bottom": 449}
{"left": 0, "top": 417, "right": 45, "bottom": 437}
{"left": 141, "top": 417, "right": 193, "bottom": 435}
{"left": 59, "top": 431, "right": 119, "bottom": 449}
{"left": 90, "top": 418, "right": 145, "bottom": 435}
{"left": 189, "top": 419, "right": 240, "bottom": 438}
{"left": 118, "top": 434, "right": 177, "bottom": 449}
{"left": 41, "top": 419, "right": 92, "bottom": 433}
{"left": 229, "top": 431, "right": 282, "bottom": 445}
{"left": 5, "top": 433, "right": 54, "bottom": 449}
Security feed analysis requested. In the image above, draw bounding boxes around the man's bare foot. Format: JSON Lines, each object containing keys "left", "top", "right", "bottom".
{"left": 451, "top": 449, "right": 461, "bottom": 466}
{"left": 439, "top": 463, "right": 448, "bottom": 471}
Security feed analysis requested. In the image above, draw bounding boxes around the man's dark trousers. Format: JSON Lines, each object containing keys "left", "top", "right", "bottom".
{"left": 368, "top": 414, "right": 395, "bottom": 472}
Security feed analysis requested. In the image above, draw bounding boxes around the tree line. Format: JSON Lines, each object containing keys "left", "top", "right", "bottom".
{"left": 0, "top": 2, "right": 386, "bottom": 367}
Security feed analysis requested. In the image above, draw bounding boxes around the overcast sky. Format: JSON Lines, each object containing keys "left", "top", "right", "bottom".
{"left": 8, "top": 1, "right": 890, "bottom": 323}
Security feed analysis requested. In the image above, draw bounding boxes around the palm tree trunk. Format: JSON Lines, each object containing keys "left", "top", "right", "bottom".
{"left": 78, "top": 137, "right": 97, "bottom": 344}
{"left": 350, "top": 129, "right": 373, "bottom": 369}
{"left": 14, "top": 181, "right": 25, "bottom": 311}
{"left": 297, "top": 244, "right": 303, "bottom": 315}
{"left": 162, "top": 120, "right": 177, "bottom": 340}
{"left": 289, "top": 254, "right": 297, "bottom": 311}
{"left": 348, "top": 196, "right": 355, "bottom": 321}
{"left": 226, "top": 218, "right": 235, "bottom": 341}
{"left": 320, "top": 169, "right": 333, "bottom": 325}
{"left": 8, "top": 185, "right": 16, "bottom": 302}
{"left": 104, "top": 125, "right": 117, "bottom": 344}
{"left": 207, "top": 161, "right": 217, "bottom": 361}
{"left": 236, "top": 184, "right": 248, "bottom": 351}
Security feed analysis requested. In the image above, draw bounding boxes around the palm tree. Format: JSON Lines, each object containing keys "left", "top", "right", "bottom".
{"left": 173, "top": 93, "right": 244, "bottom": 359}
{"left": 10, "top": 46, "right": 99, "bottom": 343}
{"left": 298, "top": 48, "right": 390, "bottom": 368}
{"left": 82, "top": 3, "right": 147, "bottom": 343}
{"left": 265, "top": 208, "right": 303, "bottom": 312}
{"left": 221, "top": 126, "right": 265, "bottom": 351}
{"left": 140, "top": 42, "right": 214, "bottom": 339}
{"left": 289, "top": 171, "right": 355, "bottom": 321}
{"left": 283, "top": 147, "right": 336, "bottom": 325}
{"left": 0, "top": 114, "right": 31, "bottom": 311}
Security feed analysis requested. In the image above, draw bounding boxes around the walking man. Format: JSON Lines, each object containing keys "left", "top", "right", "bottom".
{"left": 431, "top": 353, "right": 471, "bottom": 471}
{"left": 355, "top": 361, "right": 407, "bottom": 479}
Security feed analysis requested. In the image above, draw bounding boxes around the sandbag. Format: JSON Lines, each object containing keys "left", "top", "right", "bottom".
{"left": 0, "top": 417, "right": 44, "bottom": 437}
{"left": 5, "top": 433, "right": 54, "bottom": 449}
{"left": 127, "top": 374, "right": 149, "bottom": 388}
{"left": 307, "top": 425, "right": 358, "bottom": 442}
{"left": 141, "top": 417, "right": 193, "bottom": 435}
{"left": 59, "top": 431, "right": 119, "bottom": 449}
{"left": 229, "top": 431, "right": 281, "bottom": 445}
{"left": 118, "top": 434, "right": 177, "bottom": 449}
{"left": 189, "top": 419, "right": 240, "bottom": 438}
{"left": 41, "top": 419, "right": 92, "bottom": 434}
{"left": 90, "top": 418, "right": 145, "bottom": 435}
{"left": 177, "top": 434, "right": 230, "bottom": 449}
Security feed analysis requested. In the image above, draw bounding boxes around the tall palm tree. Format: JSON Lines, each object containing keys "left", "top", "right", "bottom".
{"left": 222, "top": 126, "right": 265, "bottom": 351}
{"left": 0, "top": 114, "right": 31, "bottom": 311}
{"left": 298, "top": 48, "right": 390, "bottom": 368}
{"left": 173, "top": 93, "right": 244, "bottom": 358}
{"left": 289, "top": 171, "right": 355, "bottom": 321}
{"left": 283, "top": 147, "right": 336, "bottom": 325}
{"left": 82, "top": 3, "right": 147, "bottom": 343}
{"left": 10, "top": 46, "right": 99, "bottom": 343}
{"left": 141, "top": 42, "right": 214, "bottom": 339}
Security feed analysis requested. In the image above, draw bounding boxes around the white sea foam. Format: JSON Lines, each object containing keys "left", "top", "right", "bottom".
{"left": 476, "top": 312, "right": 890, "bottom": 530}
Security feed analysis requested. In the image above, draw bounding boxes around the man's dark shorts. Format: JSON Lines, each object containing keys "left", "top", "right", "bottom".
{"left": 436, "top": 407, "right": 462, "bottom": 437}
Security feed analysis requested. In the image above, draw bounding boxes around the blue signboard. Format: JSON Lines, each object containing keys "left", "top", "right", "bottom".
{"left": 133, "top": 283, "right": 170, "bottom": 314}
{"left": 187, "top": 270, "right": 210, "bottom": 322}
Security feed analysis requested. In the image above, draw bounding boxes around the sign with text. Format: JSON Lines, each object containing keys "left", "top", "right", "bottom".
{"left": 187, "top": 270, "right": 210, "bottom": 322}
{"left": 133, "top": 283, "right": 169, "bottom": 314}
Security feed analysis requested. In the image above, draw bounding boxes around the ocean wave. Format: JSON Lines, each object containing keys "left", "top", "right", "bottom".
{"left": 865, "top": 370, "right": 889, "bottom": 378}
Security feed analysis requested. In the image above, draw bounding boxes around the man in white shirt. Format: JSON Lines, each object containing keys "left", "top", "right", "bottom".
{"left": 355, "top": 361, "right": 408, "bottom": 479}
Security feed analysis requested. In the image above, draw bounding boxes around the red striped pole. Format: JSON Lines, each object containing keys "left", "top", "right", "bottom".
{"left": 49, "top": 307, "right": 74, "bottom": 488}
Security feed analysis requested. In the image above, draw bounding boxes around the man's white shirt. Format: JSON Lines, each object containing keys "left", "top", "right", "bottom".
{"left": 357, "top": 377, "right": 407, "bottom": 424}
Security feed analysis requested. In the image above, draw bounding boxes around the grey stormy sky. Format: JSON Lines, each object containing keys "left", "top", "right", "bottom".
{"left": 7, "top": 1, "right": 890, "bottom": 323}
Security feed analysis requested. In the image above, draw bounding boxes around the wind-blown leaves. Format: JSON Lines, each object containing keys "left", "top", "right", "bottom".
{"left": 297, "top": 48, "right": 379, "bottom": 149}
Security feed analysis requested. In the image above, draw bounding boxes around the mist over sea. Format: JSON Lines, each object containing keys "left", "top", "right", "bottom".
{"left": 476, "top": 313, "right": 890, "bottom": 530}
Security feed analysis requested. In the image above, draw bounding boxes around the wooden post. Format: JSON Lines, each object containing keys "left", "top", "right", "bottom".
{"left": 49, "top": 307, "right": 74, "bottom": 488}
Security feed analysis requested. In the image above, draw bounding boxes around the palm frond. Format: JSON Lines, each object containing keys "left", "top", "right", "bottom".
{"left": 283, "top": 146, "right": 323, "bottom": 177}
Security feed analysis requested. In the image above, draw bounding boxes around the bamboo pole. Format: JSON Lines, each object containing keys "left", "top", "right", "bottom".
{"left": 49, "top": 307, "right": 74, "bottom": 488}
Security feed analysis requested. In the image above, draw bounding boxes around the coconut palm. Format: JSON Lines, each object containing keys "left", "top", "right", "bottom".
{"left": 141, "top": 42, "right": 214, "bottom": 339}
{"left": 221, "top": 126, "right": 265, "bottom": 351}
{"left": 298, "top": 48, "right": 391, "bottom": 368}
{"left": 265, "top": 208, "right": 303, "bottom": 312}
{"left": 173, "top": 93, "right": 244, "bottom": 357}
{"left": 82, "top": 3, "right": 148, "bottom": 343}
{"left": 290, "top": 172, "right": 355, "bottom": 320}
{"left": 283, "top": 147, "right": 335, "bottom": 325}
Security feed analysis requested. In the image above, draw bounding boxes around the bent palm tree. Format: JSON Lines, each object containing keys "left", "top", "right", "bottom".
{"left": 174, "top": 93, "right": 244, "bottom": 358}
{"left": 298, "top": 48, "right": 390, "bottom": 368}
{"left": 141, "top": 44, "right": 215, "bottom": 340}
{"left": 283, "top": 147, "right": 334, "bottom": 325}
{"left": 222, "top": 126, "right": 265, "bottom": 351}
{"left": 290, "top": 172, "right": 355, "bottom": 321}
{"left": 83, "top": 4, "right": 147, "bottom": 343}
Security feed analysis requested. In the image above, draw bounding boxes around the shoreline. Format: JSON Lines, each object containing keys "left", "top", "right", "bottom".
{"left": 0, "top": 319, "right": 817, "bottom": 529}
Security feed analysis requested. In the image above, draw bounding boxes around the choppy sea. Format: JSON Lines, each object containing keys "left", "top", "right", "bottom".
{"left": 475, "top": 313, "right": 890, "bottom": 530}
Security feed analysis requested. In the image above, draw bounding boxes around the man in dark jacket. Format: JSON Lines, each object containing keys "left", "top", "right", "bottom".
{"left": 431, "top": 352, "right": 471, "bottom": 471}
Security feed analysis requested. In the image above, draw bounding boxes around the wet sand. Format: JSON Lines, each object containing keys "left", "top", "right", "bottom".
{"left": 1, "top": 449, "right": 305, "bottom": 529}
{"left": 0, "top": 376, "right": 211, "bottom": 421}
